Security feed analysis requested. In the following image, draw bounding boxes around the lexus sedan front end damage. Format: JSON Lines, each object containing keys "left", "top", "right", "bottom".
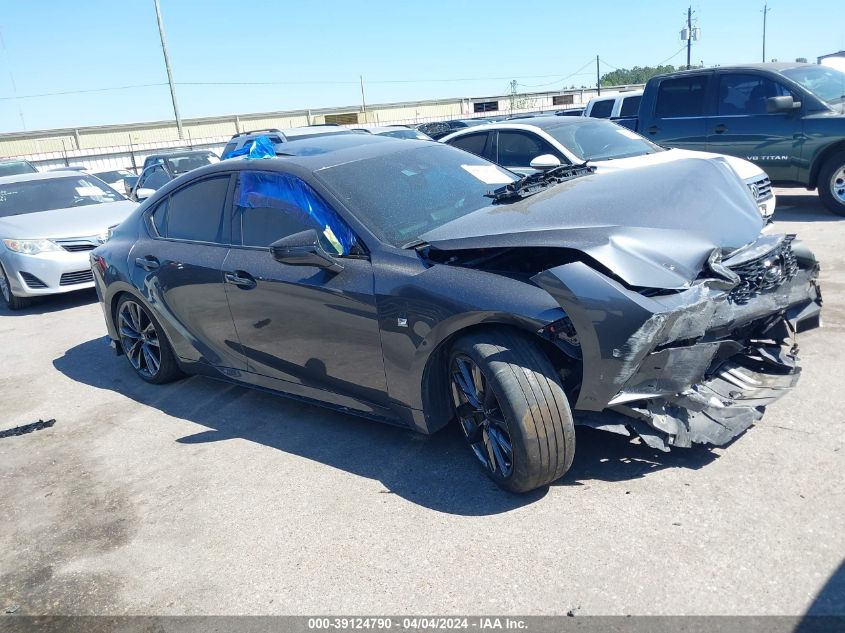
{"left": 532, "top": 234, "right": 820, "bottom": 451}
{"left": 418, "top": 157, "right": 821, "bottom": 455}
{"left": 92, "top": 135, "right": 821, "bottom": 492}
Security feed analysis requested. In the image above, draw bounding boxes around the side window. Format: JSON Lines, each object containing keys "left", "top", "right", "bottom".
{"left": 151, "top": 198, "right": 169, "bottom": 236}
{"left": 222, "top": 142, "right": 237, "bottom": 157}
{"left": 165, "top": 176, "right": 230, "bottom": 243}
{"left": 619, "top": 95, "right": 642, "bottom": 117}
{"left": 717, "top": 74, "right": 792, "bottom": 115}
{"left": 496, "top": 131, "right": 561, "bottom": 167}
{"left": 448, "top": 132, "right": 489, "bottom": 158}
{"left": 235, "top": 171, "right": 358, "bottom": 255}
{"left": 655, "top": 75, "right": 710, "bottom": 117}
{"left": 589, "top": 99, "right": 614, "bottom": 118}
{"left": 139, "top": 166, "right": 170, "bottom": 190}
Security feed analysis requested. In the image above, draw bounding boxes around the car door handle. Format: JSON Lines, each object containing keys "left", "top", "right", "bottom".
{"left": 645, "top": 125, "right": 659, "bottom": 135}
{"left": 224, "top": 271, "right": 256, "bottom": 289}
{"left": 134, "top": 256, "right": 159, "bottom": 271}
{"left": 713, "top": 124, "right": 728, "bottom": 134}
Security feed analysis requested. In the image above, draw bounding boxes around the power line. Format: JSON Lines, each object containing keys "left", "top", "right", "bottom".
{"left": 656, "top": 44, "right": 689, "bottom": 66}
{"left": 0, "top": 83, "right": 169, "bottom": 101}
{"left": 516, "top": 58, "right": 596, "bottom": 89}
{"left": 1, "top": 70, "right": 617, "bottom": 101}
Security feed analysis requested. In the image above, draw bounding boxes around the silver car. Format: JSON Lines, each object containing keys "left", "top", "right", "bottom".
{"left": 0, "top": 171, "right": 137, "bottom": 309}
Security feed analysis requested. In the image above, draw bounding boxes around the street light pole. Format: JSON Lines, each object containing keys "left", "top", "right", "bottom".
{"left": 153, "top": 0, "right": 184, "bottom": 139}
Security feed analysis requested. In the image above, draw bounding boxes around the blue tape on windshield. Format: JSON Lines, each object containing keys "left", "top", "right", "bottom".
{"left": 237, "top": 171, "right": 356, "bottom": 255}
{"left": 226, "top": 135, "right": 276, "bottom": 160}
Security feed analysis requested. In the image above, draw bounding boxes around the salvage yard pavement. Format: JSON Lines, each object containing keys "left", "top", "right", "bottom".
{"left": 0, "top": 189, "right": 843, "bottom": 616}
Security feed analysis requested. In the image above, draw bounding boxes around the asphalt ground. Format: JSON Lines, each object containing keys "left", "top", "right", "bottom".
{"left": 0, "top": 188, "right": 843, "bottom": 617}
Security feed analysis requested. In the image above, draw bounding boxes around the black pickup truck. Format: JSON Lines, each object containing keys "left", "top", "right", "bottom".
{"left": 616, "top": 63, "right": 845, "bottom": 214}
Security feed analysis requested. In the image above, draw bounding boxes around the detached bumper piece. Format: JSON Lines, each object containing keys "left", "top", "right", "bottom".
{"left": 604, "top": 341, "right": 801, "bottom": 452}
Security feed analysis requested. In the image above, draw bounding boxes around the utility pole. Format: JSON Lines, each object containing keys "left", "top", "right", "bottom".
{"left": 596, "top": 55, "right": 601, "bottom": 95}
{"left": 762, "top": 3, "right": 771, "bottom": 63}
{"left": 680, "top": 7, "right": 699, "bottom": 70}
{"left": 359, "top": 75, "right": 367, "bottom": 120}
{"left": 153, "top": 0, "right": 183, "bottom": 139}
{"left": 686, "top": 7, "right": 693, "bottom": 70}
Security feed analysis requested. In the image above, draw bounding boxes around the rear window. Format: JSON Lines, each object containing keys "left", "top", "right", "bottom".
{"left": 164, "top": 153, "right": 219, "bottom": 175}
{"left": 619, "top": 95, "right": 642, "bottom": 117}
{"left": 655, "top": 75, "right": 710, "bottom": 117}
{"left": 448, "top": 132, "right": 489, "bottom": 157}
{"left": 0, "top": 161, "right": 37, "bottom": 177}
{"left": 589, "top": 99, "right": 614, "bottom": 118}
{"left": 161, "top": 176, "right": 229, "bottom": 243}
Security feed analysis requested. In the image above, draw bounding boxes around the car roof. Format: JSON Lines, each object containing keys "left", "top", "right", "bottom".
{"left": 653, "top": 62, "right": 813, "bottom": 80}
{"left": 281, "top": 126, "right": 352, "bottom": 139}
{"left": 211, "top": 133, "right": 439, "bottom": 174}
{"left": 146, "top": 149, "right": 216, "bottom": 159}
{"left": 0, "top": 171, "right": 87, "bottom": 185}
{"left": 352, "top": 126, "right": 412, "bottom": 133}
{"left": 443, "top": 115, "right": 608, "bottom": 135}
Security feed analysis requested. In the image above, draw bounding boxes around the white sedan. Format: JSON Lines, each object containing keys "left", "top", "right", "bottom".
{"left": 441, "top": 116, "right": 775, "bottom": 219}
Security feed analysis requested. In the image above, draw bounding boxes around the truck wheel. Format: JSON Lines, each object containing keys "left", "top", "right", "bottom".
{"left": 818, "top": 150, "right": 845, "bottom": 216}
{"left": 448, "top": 329, "right": 575, "bottom": 493}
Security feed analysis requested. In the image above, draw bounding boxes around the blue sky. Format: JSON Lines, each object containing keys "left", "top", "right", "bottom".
{"left": 0, "top": 0, "right": 842, "bottom": 133}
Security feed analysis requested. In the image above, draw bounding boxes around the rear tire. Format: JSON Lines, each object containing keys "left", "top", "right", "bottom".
{"left": 0, "top": 264, "right": 31, "bottom": 310}
{"left": 818, "top": 150, "right": 845, "bottom": 216}
{"left": 449, "top": 329, "right": 575, "bottom": 493}
{"left": 115, "top": 295, "right": 181, "bottom": 384}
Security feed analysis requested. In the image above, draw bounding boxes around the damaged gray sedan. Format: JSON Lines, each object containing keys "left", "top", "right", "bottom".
{"left": 92, "top": 135, "right": 821, "bottom": 493}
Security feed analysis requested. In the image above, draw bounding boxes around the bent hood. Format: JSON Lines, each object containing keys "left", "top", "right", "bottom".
{"left": 419, "top": 157, "right": 764, "bottom": 289}
{"left": 0, "top": 200, "right": 138, "bottom": 240}
{"left": 592, "top": 148, "right": 766, "bottom": 181}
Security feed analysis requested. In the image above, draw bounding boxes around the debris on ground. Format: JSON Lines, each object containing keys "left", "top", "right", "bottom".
{"left": 0, "top": 419, "right": 56, "bottom": 439}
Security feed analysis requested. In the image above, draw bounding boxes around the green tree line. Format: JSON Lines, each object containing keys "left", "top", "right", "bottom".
{"left": 600, "top": 64, "right": 701, "bottom": 87}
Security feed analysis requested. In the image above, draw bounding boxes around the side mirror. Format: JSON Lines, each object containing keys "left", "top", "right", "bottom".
{"left": 529, "top": 154, "right": 562, "bottom": 170}
{"left": 135, "top": 187, "right": 156, "bottom": 201}
{"left": 767, "top": 95, "right": 801, "bottom": 114}
{"left": 270, "top": 229, "right": 344, "bottom": 273}
{"left": 123, "top": 176, "right": 139, "bottom": 196}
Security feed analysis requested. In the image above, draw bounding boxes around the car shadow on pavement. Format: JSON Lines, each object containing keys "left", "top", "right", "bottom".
{"left": 0, "top": 288, "right": 98, "bottom": 317}
{"left": 55, "top": 336, "right": 719, "bottom": 516}
{"left": 775, "top": 197, "right": 840, "bottom": 222}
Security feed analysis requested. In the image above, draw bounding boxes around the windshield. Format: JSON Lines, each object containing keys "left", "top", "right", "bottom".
{"left": 380, "top": 129, "right": 432, "bottom": 140}
{"left": 0, "top": 161, "right": 37, "bottom": 177}
{"left": 316, "top": 144, "right": 516, "bottom": 247}
{"left": 544, "top": 120, "right": 663, "bottom": 161}
{"left": 92, "top": 169, "right": 133, "bottom": 182}
{"left": 164, "top": 153, "right": 219, "bottom": 175}
{"left": 0, "top": 176, "right": 124, "bottom": 217}
{"left": 781, "top": 66, "right": 845, "bottom": 104}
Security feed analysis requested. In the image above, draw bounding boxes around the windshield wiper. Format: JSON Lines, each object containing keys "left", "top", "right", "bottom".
{"left": 484, "top": 163, "right": 595, "bottom": 203}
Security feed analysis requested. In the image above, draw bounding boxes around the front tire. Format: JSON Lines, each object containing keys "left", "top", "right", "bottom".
{"left": 115, "top": 295, "right": 181, "bottom": 384}
{"left": 818, "top": 150, "right": 845, "bottom": 216}
{"left": 449, "top": 330, "right": 575, "bottom": 493}
{"left": 0, "top": 264, "right": 31, "bottom": 311}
